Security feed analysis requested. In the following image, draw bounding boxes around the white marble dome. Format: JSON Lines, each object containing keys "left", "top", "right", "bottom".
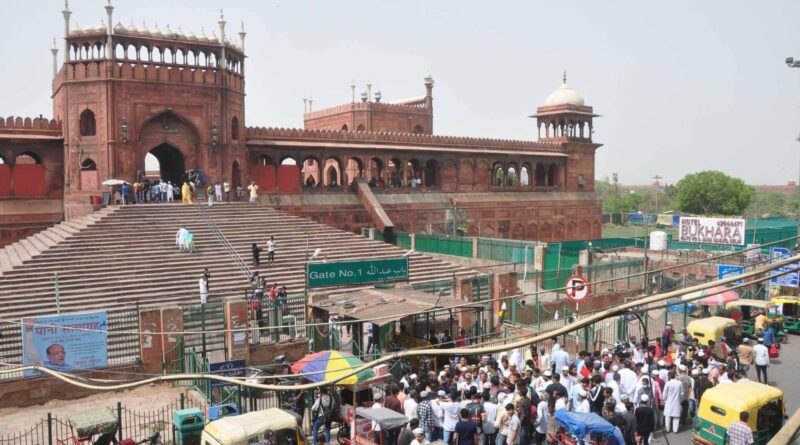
{"left": 544, "top": 82, "right": 584, "bottom": 106}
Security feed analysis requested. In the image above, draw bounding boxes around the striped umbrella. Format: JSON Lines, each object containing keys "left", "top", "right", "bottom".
{"left": 290, "top": 350, "right": 375, "bottom": 385}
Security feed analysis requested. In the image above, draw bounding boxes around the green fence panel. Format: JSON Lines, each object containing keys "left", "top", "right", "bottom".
{"left": 416, "top": 234, "right": 472, "bottom": 257}
{"left": 477, "top": 238, "right": 537, "bottom": 263}
{"left": 395, "top": 232, "right": 412, "bottom": 250}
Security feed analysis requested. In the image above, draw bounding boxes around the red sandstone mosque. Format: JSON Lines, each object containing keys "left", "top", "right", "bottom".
{"left": 0, "top": 2, "right": 602, "bottom": 247}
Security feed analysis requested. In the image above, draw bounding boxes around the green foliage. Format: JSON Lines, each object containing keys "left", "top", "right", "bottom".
{"left": 675, "top": 170, "right": 753, "bottom": 215}
{"left": 747, "top": 191, "right": 799, "bottom": 218}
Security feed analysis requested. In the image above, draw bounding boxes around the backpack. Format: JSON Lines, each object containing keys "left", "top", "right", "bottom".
{"left": 319, "top": 396, "right": 333, "bottom": 420}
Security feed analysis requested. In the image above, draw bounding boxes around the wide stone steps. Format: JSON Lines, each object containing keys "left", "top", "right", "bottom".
{"left": 0, "top": 203, "right": 472, "bottom": 321}
{"left": 0, "top": 208, "right": 117, "bottom": 276}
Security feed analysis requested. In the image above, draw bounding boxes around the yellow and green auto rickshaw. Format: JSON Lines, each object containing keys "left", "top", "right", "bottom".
{"left": 771, "top": 295, "right": 800, "bottom": 334}
{"left": 693, "top": 381, "right": 784, "bottom": 445}
{"left": 686, "top": 316, "right": 739, "bottom": 347}
{"left": 201, "top": 408, "right": 305, "bottom": 445}
{"left": 725, "top": 300, "right": 784, "bottom": 339}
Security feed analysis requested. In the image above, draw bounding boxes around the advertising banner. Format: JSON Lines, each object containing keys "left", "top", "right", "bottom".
{"left": 678, "top": 217, "right": 745, "bottom": 245}
{"left": 307, "top": 257, "right": 409, "bottom": 288}
{"left": 21, "top": 311, "right": 108, "bottom": 376}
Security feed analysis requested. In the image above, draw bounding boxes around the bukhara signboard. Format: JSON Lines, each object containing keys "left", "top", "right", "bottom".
{"left": 307, "top": 257, "right": 409, "bottom": 288}
{"left": 678, "top": 216, "right": 745, "bottom": 246}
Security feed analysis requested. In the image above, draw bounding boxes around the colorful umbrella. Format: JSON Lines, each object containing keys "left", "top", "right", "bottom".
{"left": 680, "top": 285, "right": 740, "bottom": 306}
{"left": 290, "top": 350, "right": 375, "bottom": 385}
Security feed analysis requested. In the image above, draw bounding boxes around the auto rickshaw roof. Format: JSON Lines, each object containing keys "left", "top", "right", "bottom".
{"left": 701, "top": 381, "right": 783, "bottom": 413}
{"left": 688, "top": 316, "right": 737, "bottom": 331}
{"left": 356, "top": 407, "right": 409, "bottom": 430}
{"left": 772, "top": 296, "right": 800, "bottom": 305}
{"left": 726, "top": 299, "right": 775, "bottom": 310}
{"left": 204, "top": 408, "right": 299, "bottom": 445}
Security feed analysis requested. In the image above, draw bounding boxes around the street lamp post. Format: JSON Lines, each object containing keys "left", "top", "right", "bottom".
{"left": 785, "top": 58, "right": 800, "bottom": 244}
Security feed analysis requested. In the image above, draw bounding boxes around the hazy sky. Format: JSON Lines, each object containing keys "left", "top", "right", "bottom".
{"left": 2, "top": 1, "right": 800, "bottom": 185}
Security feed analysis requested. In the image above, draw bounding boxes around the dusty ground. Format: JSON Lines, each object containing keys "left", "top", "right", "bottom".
{"left": 0, "top": 383, "right": 194, "bottom": 433}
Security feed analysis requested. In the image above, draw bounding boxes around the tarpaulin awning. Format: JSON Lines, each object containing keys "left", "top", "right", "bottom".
{"left": 680, "top": 285, "right": 740, "bottom": 306}
{"left": 309, "top": 287, "right": 482, "bottom": 326}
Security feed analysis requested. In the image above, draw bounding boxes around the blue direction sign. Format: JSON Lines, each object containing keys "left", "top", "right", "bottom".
{"left": 209, "top": 359, "right": 246, "bottom": 389}
{"left": 718, "top": 265, "right": 745, "bottom": 285}
{"left": 770, "top": 247, "right": 799, "bottom": 287}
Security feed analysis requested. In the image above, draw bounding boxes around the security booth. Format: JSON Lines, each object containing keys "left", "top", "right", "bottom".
{"left": 308, "top": 285, "right": 485, "bottom": 371}
{"left": 173, "top": 408, "right": 204, "bottom": 445}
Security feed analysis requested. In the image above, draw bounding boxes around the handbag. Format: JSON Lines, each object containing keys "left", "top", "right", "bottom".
{"left": 769, "top": 344, "right": 779, "bottom": 359}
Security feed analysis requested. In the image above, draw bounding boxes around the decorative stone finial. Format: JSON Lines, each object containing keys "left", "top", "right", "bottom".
{"left": 562, "top": 69, "right": 567, "bottom": 84}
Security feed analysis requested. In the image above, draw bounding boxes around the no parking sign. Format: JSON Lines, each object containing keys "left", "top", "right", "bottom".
{"left": 565, "top": 275, "right": 590, "bottom": 301}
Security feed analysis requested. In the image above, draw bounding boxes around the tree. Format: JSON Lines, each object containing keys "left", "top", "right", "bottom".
{"left": 747, "top": 191, "right": 798, "bottom": 218}
{"left": 675, "top": 170, "right": 753, "bottom": 215}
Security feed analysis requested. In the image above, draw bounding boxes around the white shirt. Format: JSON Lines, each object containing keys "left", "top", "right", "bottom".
{"left": 575, "top": 399, "right": 590, "bottom": 413}
{"left": 372, "top": 403, "right": 382, "bottom": 431}
{"left": 198, "top": 277, "right": 208, "bottom": 295}
{"left": 618, "top": 368, "right": 638, "bottom": 398}
{"left": 267, "top": 240, "right": 276, "bottom": 252}
{"left": 410, "top": 440, "right": 429, "bottom": 445}
{"left": 215, "top": 184, "right": 222, "bottom": 194}
{"left": 554, "top": 397, "right": 567, "bottom": 411}
{"left": 441, "top": 401, "right": 460, "bottom": 431}
{"left": 404, "top": 398, "right": 418, "bottom": 421}
{"left": 167, "top": 183, "right": 174, "bottom": 194}
{"left": 160, "top": 182, "right": 168, "bottom": 192}
{"left": 431, "top": 400, "right": 444, "bottom": 427}
{"left": 176, "top": 228, "right": 187, "bottom": 246}
{"left": 607, "top": 380, "right": 621, "bottom": 404}
{"left": 753, "top": 344, "right": 770, "bottom": 366}
{"left": 482, "top": 402, "right": 498, "bottom": 435}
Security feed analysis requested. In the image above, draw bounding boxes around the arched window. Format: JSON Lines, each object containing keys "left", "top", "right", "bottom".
{"left": 258, "top": 154, "right": 273, "bottom": 166}
{"left": 231, "top": 116, "right": 239, "bottom": 140}
{"left": 356, "top": 124, "right": 366, "bottom": 132}
{"left": 341, "top": 124, "right": 349, "bottom": 131}
{"left": 506, "top": 165, "right": 518, "bottom": 186}
{"left": 15, "top": 152, "right": 42, "bottom": 164}
{"left": 81, "top": 158, "right": 97, "bottom": 170}
{"left": 413, "top": 125, "right": 423, "bottom": 134}
{"left": 280, "top": 157, "right": 297, "bottom": 166}
{"left": 520, "top": 164, "right": 530, "bottom": 186}
{"left": 547, "top": 163, "right": 559, "bottom": 187}
{"left": 492, "top": 162, "right": 504, "bottom": 187}
{"left": 79, "top": 109, "right": 96, "bottom": 136}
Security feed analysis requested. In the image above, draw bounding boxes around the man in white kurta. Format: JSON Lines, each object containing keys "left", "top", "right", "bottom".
{"left": 176, "top": 227, "right": 187, "bottom": 250}
{"left": 662, "top": 371, "right": 684, "bottom": 433}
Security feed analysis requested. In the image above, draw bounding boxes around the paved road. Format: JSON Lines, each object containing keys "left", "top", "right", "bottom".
{"left": 653, "top": 337, "right": 799, "bottom": 444}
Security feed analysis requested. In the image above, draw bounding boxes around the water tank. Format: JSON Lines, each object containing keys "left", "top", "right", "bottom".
{"left": 650, "top": 231, "right": 668, "bottom": 251}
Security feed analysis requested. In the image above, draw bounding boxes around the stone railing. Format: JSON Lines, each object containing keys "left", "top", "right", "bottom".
{"left": 246, "top": 126, "right": 563, "bottom": 151}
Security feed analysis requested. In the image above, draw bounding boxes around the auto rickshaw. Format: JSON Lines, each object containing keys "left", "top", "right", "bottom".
{"left": 201, "top": 408, "right": 305, "bottom": 445}
{"left": 341, "top": 407, "right": 408, "bottom": 445}
{"left": 686, "top": 316, "right": 739, "bottom": 347}
{"left": 693, "top": 381, "right": 784, "bottom": 445}
{"left": 771, "top": 296, "right": 800, "bottom": 334}
{"left": 725, "top": 300, "right": 785, "bottom": 339}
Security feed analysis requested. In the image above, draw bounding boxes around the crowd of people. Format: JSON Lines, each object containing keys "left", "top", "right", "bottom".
{"left": 298, "top": 324, "right": 779, "bottom": 445}
{"left": 115, "top": 177, "right": 248, "bottom": 205}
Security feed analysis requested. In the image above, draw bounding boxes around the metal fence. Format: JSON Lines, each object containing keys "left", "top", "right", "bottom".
{"left": 0, "top": 395, "right": 200, "bottom": 445}
{"left": 182, "top": 303, "right": 226, "bottom": 361}
{"left": 249, "top": 296, "right": 306, "bottom": 345}
{"left": 0, "top": 309, "right": 141, "bottom": 381}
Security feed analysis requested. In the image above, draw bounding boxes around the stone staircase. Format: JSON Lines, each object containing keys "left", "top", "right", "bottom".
{"left": 0, "top": 207, "right": 118, "bottom": 275}
{"left": 0, "top": 203, "right": 473, "bottom": 320}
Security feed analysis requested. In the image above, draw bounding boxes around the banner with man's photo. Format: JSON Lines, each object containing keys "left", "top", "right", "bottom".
{"left": 21, "top": 311, "right": 108, "bottom": 377}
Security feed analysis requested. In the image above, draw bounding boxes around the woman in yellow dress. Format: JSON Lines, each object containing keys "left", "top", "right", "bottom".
{"left": 181, "top": 182, "right": 192, "bottom": 204}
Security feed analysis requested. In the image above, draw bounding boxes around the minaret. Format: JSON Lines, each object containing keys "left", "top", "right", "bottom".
{"left": 350, "top": 80, "right": 356, "bottom": 103}
{"left": 424, "top": 72, "right": 434, "bottom": 109}
{"left": 51, "top": 38, "right": 59, "bottom": 79}
{"left": 218, "top": 9, "right": 227, "bottom": 69}
{"left": 61, "top": 1, "right": 71, "bottom": 61}
{"left": 105, "top": 0, "right": 114, "bottom": 59}
{"left": 238, "top": 21, "right": 246, "bottom": 54}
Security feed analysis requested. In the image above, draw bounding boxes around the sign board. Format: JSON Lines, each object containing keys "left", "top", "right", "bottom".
{"left": 209, "top": 359, "right": 246, "bottom": 389}
{"left": 717, "top": 265, "right": 745, "bottom": 285}
{"left": 678, "top": 217, "right": 745, "bottom": 245}
{"left": 21, "top": 311, "right": 108, "bottom": 377}
{"left": 770, "top": 247, "right": 799, "bottom": 287}
{"left": 307, "top": 257, "right": 409, "bottom": 288}
{"left": 746, "top": 244, "right": 761, "bottom": 263}
{"left": 565, "top": 275, "right": 590, "bottom": 301}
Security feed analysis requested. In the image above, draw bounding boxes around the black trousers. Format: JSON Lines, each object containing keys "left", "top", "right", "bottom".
{"left": 756, "top": 364, "right": 768, "bottom": 383}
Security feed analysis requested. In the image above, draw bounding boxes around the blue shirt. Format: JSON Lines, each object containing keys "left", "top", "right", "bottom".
{"left": 762, "top": 328, "right": 776, "bottom": 346}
